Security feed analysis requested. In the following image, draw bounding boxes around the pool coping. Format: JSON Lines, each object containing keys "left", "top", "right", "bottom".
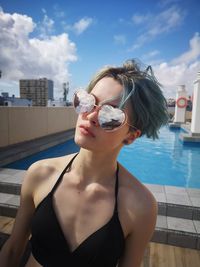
{"left": 1, "top": 124, "right": 185, "bottom": 167}
{"left": 0, "top": 169, "right": 200, "bottom": 216}
{"left": 0, "top": 129, "right": 75, "bottom": 167}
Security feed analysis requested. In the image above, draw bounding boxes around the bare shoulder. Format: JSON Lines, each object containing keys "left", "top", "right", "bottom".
{"left": 22, "top": 153, "right": 77, "bottom": 197}
{"left": 117, "top": 165, "right": 158, "bottom": 267}
{"left": 118, "top": 164, "right": 158, "bottom": 235}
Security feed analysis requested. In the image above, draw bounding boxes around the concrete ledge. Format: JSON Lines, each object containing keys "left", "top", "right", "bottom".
{"left": 167, "top": 230, "right": 198, "bottom": 249}
{"left": 151, "top": 215, "right": 200, "bottom": 249}
{"left": 168, "top": 122, "right": 200, "bottom": 143}
{"left": 0, "top": 204, "right": 17, "bottom": 217}
{"left": 180, "top": 132, "right": 200, "bottom": 143}
{"left": 0, "top": 182, "right": 21, "bottom": 195}
{"left": 169, "top": 122, "right": 181, "bottom": 129}
{"left": 166, "top": 203, "right": 193, "bottom": 219}
{"left": 0, "top": 129, "right": 75, "bottom": 167}
{"left": 151, "top": 228, "right": 168, "bottom": 244}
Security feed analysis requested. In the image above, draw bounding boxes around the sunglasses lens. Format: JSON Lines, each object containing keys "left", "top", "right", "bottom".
{"left": 73, "top": 90, "right": 95, "bottom": 113}
{"left": 98, "top": 105, "right": 126, "bottom": 130}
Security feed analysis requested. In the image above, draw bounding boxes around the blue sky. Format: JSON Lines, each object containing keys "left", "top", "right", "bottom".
{"left": 0, "top": 0, "right": 200, "bottom": 99}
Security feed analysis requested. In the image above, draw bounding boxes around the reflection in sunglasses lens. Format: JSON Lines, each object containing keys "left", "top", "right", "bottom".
{"left": 74, "top": 91, "right": 95, "bottom": 113}
{"left": 98, "top": 105, "right": 125, "bottom": 130}
{"left": 73, "top": 91, "right": 126, "bottom": 131}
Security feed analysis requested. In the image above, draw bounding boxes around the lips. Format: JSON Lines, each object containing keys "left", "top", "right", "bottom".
{"left": 79, "top": 125, "right": 96, "bottom": 138}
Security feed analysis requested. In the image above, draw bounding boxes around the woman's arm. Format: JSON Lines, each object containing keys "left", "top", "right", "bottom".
{"left": 0, "top": 160, "right": 46, "bottom": 267}
{"left": 118, "top": 193, "right": 158, "bottom": 267}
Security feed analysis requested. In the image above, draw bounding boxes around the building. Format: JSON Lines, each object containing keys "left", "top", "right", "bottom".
{"left": 20, "top": 78, "right": 54, "bottom": 106}
{"left": 0, "top": 92, "right": 32, "bottom": 106}
{"left": 47, "top": 82, "right": 72, "bottom": 107}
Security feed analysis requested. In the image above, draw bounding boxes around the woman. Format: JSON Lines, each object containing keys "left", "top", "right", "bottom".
{"left": 0, "top": 59, "right": 169, "bottom": 267}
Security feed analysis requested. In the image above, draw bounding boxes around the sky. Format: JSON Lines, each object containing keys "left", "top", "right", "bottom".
{"left": 0, "top": 0, "right": 200, "bottom": 100}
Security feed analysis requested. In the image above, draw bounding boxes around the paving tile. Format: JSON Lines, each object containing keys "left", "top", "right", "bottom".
{"left": 7, "top": 195, "right": 20, "bottom": 207}
{"left": 197, "top": 237, "right": 200, "bottom": 250}
{"left": 144, "top": 183, "right": 165, "bottom": 193}
{"left": 11, "top": 170, "right": 26, "bottom": 178}
{"left": 0, "top": 193, "right": 13, "bottom": 204}
{"left": 2, "top": 175, "right": 24, "bottom": 185}
{"left": 158, "top": 203, "right": 167, "bottom": 215}
{"left": 167, "top": 204, "right": 193, "bottom": 219}
{"left": 165, "top": 185, "right": 188, "bottom": 195}
{"left": 187, "top": 188, "right": 200, "bottom": 198}
{"left": 190, "top": 197, "right": 200, "bottom": 208}
{"left": 167, "top": 231, "right": 197, "bottom": 249}
{"left": 152, "top": 192, "right": 166, "bottom": 203}
{"left": 0, "top": 205, "right": 17, "bottom": 217}
{"left": 193, "top": 208, "right": 200, "bottom": 220}
{"left": 156, "top": 215, "right": 167, "bottom": 228}
{"left": 0, "top": 174, "right": 10, "bottom": 182}
{"left": 166, "top": 193, "right": 192, "bottom": 206}
{"left": 151, "top": 229, "right": 167, "bottom": 243}
{"left": 167, "top": 217, "right": 196, "bottom": 233}
{"left": 0, "top": 168, "right": 22, "bottom": 175}
{"left": 193, "top": 220, "right": 200, "bottom": 234}
{"left": 0, "top": 183, "right": 21, "bottom": 195}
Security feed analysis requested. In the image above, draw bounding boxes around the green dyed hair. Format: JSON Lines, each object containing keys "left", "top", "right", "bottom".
{"left": 87, "top": 59, "right": 169, "bottom": 140}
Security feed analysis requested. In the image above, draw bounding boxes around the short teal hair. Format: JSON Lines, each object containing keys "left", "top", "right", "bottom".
{"left": 87, "top": 59, "right": 169, "bottom": 139}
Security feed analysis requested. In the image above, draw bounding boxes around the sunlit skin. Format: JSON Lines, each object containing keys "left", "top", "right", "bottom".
{"left": 74, "top": 77, "right": 141, "bottom": 181}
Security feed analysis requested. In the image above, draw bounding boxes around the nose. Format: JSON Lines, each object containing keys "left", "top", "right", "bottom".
{"left": 83, "top": 106, "right": 100, "bottom": 126}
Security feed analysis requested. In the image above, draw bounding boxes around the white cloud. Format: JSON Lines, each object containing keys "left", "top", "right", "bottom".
{"left": 132, "top": 14, "right": 151, "bottom": 24}
{"left": 73, "top": 17, "right": 93, "bottom": 35}
{"left": 114, "top": 35, "right": 126, "bottom": 45}
{"left": 60, "top": 17, "right": 94, "bottom": 35}
{"left": 172, "top": 32, "right": 200, "bottom": 64}
{"left": 152, "top": 33, "right": 200, "bottom": 98}
{"left": 53, "top": 4, "right": 65, "bottom": 18}
{"left": 143, "top": 50, "right": 160, "bottom": 59}
{"left": 38, "top": 13, "right": 55, "bottom": 39}
{"left": 41, "top": 8, "right": 47, "bottom": 14}
{"left": 154, "top": 61, "right": 200, "bottom": 98}
{"left": 130, "top": 6, "right": 185, "bottom": 50}
{"left": 0, "top": 8, "right": 77, "bottom": 99}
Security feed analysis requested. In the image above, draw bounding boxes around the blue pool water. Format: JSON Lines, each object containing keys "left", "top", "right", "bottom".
{"left": 4, "top": 127, "right": 200, "bottom": 188}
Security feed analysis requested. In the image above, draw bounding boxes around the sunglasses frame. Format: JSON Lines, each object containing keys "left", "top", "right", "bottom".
{"left": 73, "top": 89, "right": 139, "bottom": 133}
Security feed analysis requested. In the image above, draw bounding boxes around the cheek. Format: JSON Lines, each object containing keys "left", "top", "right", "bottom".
{"left": 98, "top": 130, "right": 127, "bottom": 148}
{"left": 74, "top": 114, "right": 128, "bottom": 151}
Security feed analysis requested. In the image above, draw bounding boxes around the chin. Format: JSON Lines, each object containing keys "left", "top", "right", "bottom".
{"left": 74, "top": 133, "right": 93, "bottom": 150}
{"left": 74, "top": 133, "right": 105, "bottom": 153}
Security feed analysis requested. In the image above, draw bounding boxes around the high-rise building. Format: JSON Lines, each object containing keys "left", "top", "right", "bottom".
{"left": 20, "top": 78, "right": 54, "bottom": 106}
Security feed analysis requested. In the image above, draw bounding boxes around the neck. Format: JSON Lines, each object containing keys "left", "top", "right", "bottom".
{"left": 70, "top": 148, "right": 119, "bottom": 183}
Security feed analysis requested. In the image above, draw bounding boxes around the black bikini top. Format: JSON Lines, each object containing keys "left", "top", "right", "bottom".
{"left": 30, "top": 153, "right": 125, "bottom": 267}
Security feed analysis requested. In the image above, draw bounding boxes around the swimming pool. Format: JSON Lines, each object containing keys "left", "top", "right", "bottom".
{"left": 3, "top": 127, "right": 200, "bottom": 188}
